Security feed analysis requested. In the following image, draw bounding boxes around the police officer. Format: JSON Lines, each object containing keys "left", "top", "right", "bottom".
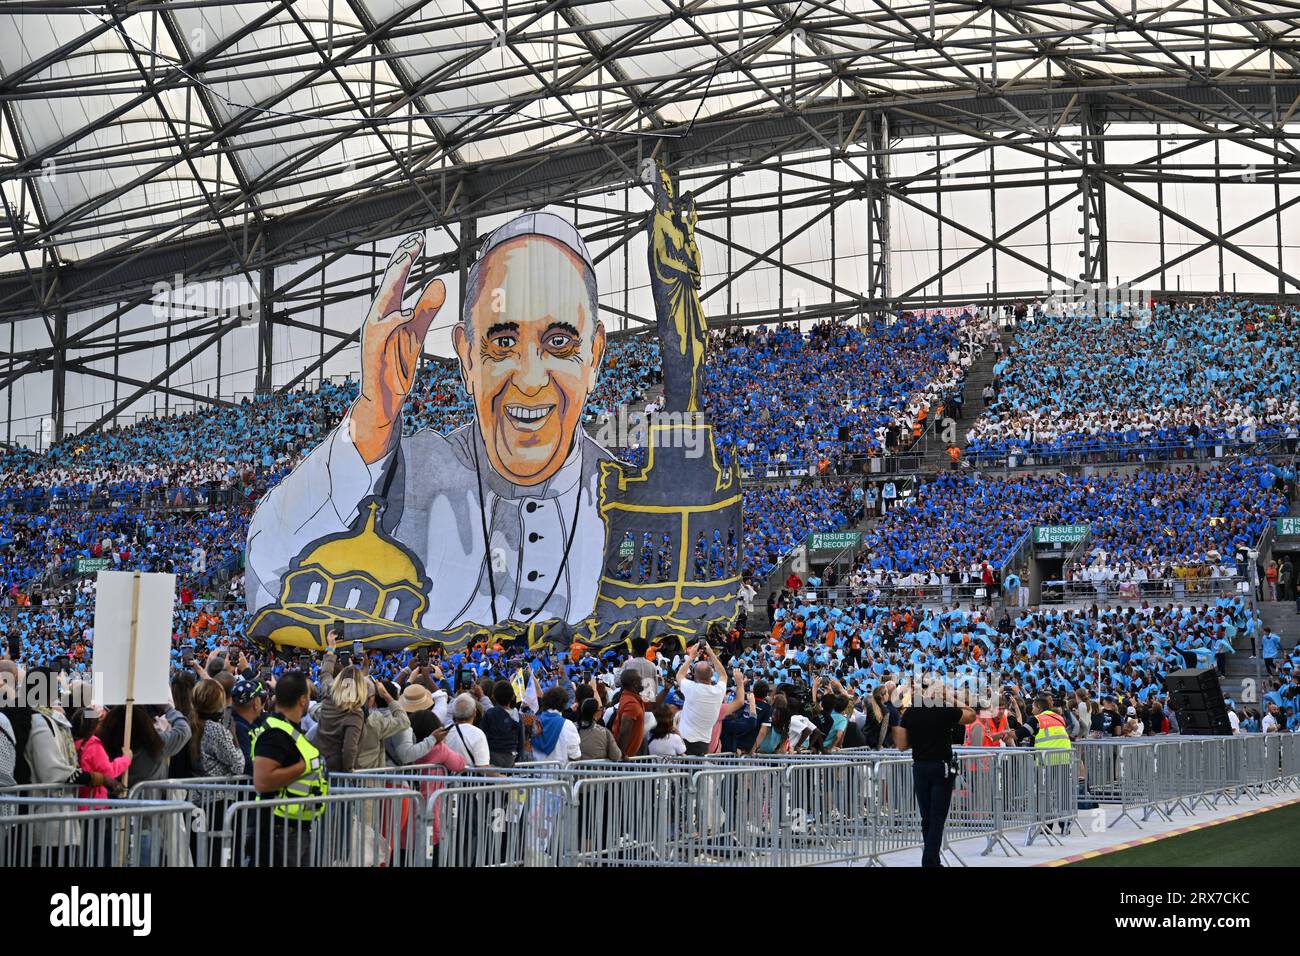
{"left": 894, "top": 681, "right": 976, "bottom": 868}
{"left": 247, "top": 671, "right": 328, "bottom": 866}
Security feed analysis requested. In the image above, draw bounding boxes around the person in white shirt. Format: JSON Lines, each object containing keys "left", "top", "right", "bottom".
{"left": 738, "top": 580, "right": 756, "bottom": 613}
{"left": 1261, "top": 705, "right": 1280, "bottom": 734}
{"left": 443, "top": 693, "right": 491, "bottom": 770}
{"left": 787, "top": 713, "right": 816, "bottom": 750}
{"left": 1226, "top": 707, "right": 1240, "bottom": 734}
{"left": 1122, "top": 705, "right": 1143, "bottom": 737}
{"left": 530, "top": 686, "right": 582, "bottom": 765}
{"left": 647, "top": 704, "right": 686, "bottom": 756}
{"left": 675, "top": 640, "right": 729, "bottom": 755}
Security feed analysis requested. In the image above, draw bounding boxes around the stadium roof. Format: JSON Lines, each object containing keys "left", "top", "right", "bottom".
{"left": 2, "top": 0, "right": 1300, "bottom": 317}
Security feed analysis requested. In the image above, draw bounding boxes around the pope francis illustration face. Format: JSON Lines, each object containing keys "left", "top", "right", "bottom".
{"left": 453, "top": 234, "right": 606, "bottom": 486}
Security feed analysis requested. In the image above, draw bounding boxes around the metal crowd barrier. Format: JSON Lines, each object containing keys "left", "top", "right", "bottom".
{"left": 0, "top": 796, "right": 193, "bottom": 866}
{"left": 335, "top": 769, "right": 570, "bottom": 867}
{"left": 622, "top": 753, "right": 871, "bottom": 865}
{"left": 7, "top": 735, "right": 1298, "bottom": 867}
{"left": 129, "top": 776, "right": 257, "bottom": 866}
{"left": 219, "top": 787, "right": 427, "bottom": 867}
{"left": 1075, "top": 735, "right": 1300, "bottom": 830}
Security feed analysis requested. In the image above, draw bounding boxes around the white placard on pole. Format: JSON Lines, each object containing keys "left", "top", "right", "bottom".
{"left": 92, "top": 571, "right": 175, "bottom": 707}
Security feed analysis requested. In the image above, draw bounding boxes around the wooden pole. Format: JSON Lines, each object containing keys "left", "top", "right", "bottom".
{"left": 116, "top": 571, "right": 143, "bottom": 867}
{"left": 120, "top": 571, "right": 143, "bottom": 790}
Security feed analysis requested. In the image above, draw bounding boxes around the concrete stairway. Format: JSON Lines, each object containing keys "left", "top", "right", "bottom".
{"left": 916, "top": 329, "right": 1009, "bottom": 470}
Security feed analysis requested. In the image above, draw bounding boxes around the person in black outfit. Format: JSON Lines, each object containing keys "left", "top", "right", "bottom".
{"left": 894, "top": 683, "right": 976, "bottom": 868}
{"left": 247, "top": 672, "right": 316, "bottom": 867}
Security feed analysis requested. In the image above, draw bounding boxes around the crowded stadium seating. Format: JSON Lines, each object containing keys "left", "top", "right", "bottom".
{"left": 967, "top": 299, "right": 1300, "bottom": 462}
{"left": 705, "top": 311, "right": 994, "bottom": 473}
{"left": 766, "top": 595, "right": 1265, "bottom": 707}
{"left": 853, "top": 461, "right": 1289, "bottom": 583}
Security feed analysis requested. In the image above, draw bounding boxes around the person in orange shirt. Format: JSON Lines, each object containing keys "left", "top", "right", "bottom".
{"left": 569, "top": 640, "right": 585, "bottom": 664}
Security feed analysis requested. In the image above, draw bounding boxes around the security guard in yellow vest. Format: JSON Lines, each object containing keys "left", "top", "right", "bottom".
{"left": 247, "top": 672, "right": 329, "bottom": 865}
{"left": 1031, "top": 694, "right": 1073, "bottom": 765}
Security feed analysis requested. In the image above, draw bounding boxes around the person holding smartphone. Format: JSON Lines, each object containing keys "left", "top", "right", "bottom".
{"left": 674, "top": 640, "right": 728, "bottom": 756}
{"left": 893, "top": 680, "right": 976, "bottom": 868}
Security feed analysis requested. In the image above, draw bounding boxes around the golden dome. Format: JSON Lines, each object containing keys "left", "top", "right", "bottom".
{"left": 302, "top": 499, "right": 422, "bottom": 589}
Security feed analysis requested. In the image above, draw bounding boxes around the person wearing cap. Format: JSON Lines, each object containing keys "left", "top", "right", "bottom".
{"left": 247, "top": 211, "right": 612, "bottom": 632}
{"left": 1121, "top": 704, "right": 1144, "bottom": 737}
{"left": 230, "top": 677, "right": 264, "bottom": 767}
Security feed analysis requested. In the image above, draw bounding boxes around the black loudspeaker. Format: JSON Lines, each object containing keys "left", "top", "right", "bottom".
{"left": 1164, "top": 668, "right": 1221, "bottom": 694}
{"left": 1163, "top": 667, "right": 1232, "bottom": 736}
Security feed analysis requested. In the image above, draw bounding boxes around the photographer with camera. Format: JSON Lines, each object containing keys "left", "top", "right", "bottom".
{"left": 893, "top": 679, "right": 976, "bottom": 868}
{"left": 675, "top": 639, "right": 728, "bottom": 756}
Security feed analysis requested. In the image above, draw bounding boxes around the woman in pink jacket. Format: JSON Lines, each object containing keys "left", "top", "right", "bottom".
{"left": 72, "top": 709, "right": 132, "bottom": 803}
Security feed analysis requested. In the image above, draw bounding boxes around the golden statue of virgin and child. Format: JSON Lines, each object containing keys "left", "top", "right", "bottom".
{"left": 647, "top": 165, "right": 708, "bottom": 413}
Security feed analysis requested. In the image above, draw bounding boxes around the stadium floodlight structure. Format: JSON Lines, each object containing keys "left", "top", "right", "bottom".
{"left": 1, "top": 0, "right": 1300, "bottom": 446}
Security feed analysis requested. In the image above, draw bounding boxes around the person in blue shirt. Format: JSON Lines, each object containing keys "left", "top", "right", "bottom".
{"left": 1262, "top": 628, "right": 1281, "bottom": 675}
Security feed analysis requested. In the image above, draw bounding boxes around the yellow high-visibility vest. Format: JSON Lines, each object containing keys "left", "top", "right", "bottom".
{"left": 1034, "top": 710, "right": 1073, "bottom": 766}
{"left": 250, "top": 714, "right": 329, "bottom": 821}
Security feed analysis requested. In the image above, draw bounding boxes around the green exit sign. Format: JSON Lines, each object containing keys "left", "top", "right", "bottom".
{"left": 1034, "top": 524, "right": 1090, "bottom": 545}
{"left": 809, "top": 531, "right": 862, "bottom": 552}
{"left": 1278, "top": 516, "right": 1300, "bottom": 537}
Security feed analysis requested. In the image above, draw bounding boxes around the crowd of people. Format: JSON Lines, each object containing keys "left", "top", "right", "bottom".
{"left": 766, "top": 591, "right": 1288, "bottom": 700}
{"left": 1, "top": 507, "right": 249, "bottom": 601}
{"left": 704, "top": 311, "right": 995, "bottom": 474}
{"left": 849, "top": 460, "right": 1292, "bottom": 585}
{"left": 743, "top": 481, "right": 861, "bottom": 579}
{"left": 4, "top": 608, "right": 1295, "bottom": 818}
{"left": 967, "top": 298, "right": 1300, "bottom": 462}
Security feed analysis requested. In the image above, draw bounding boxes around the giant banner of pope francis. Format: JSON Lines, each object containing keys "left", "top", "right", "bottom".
{"left": 245, "top": 162, "right": 743, "bottom": 653}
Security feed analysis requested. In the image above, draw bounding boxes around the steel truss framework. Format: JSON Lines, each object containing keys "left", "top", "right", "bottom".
{"left": 3, "top": 1, "right": 1300, "bottom": 442}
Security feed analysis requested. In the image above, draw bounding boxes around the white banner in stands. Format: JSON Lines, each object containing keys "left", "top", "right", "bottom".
{"left": 92, "top": 571, "right": 176, "bottom": 706}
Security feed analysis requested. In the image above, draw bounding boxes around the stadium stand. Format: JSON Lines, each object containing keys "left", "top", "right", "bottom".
{"left": 968, "top": 299, "right": 1300, "bottom": 464}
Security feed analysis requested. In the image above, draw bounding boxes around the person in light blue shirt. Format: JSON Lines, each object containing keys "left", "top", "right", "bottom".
{"left": 1262, "top": 629, "right": 1280, "bottom": 675}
